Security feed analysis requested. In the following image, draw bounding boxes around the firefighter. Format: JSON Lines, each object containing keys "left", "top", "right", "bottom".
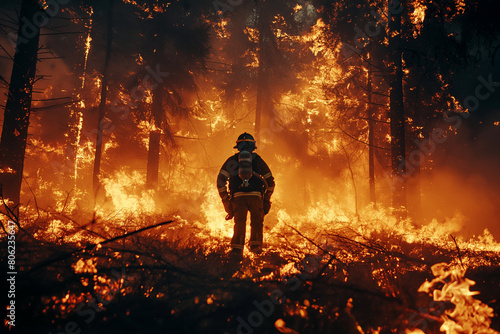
{"left": 217, "top": 132, "right": 275, "bottom": 258}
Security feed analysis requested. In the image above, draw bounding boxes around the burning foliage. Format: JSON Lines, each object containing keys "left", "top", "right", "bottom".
{"left": 0, "top": 0, "right": 499, "bottom": 333}
{"left": 418, "top": 263, "right": 498, "bottom": 334}
{"left": 2, "top": 202, "right": 500, "bottom": 333}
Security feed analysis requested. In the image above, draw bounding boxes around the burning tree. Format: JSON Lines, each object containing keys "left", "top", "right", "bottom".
{"left": 0, "top": 0, "right": 42, "bottom": 208}
{"left": 316, "top": 0, "right": 500, "bottom": 218}
{"left": 215, "top": 0, "right": 318, "bottom": 142}
{"left": 127, "top": 0, "right": 211, "bottom": 190}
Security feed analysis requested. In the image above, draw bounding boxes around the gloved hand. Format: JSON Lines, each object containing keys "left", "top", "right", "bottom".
{"left": 263, "top": 199, "right": 271, "bottom": 215}
{"left": 223, "top": 199, "right": 234, "bottom": 220}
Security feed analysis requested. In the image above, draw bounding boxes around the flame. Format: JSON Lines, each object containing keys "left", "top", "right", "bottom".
{"left": 99, "top": 168, "right": 156, "bottom": 216}
{"left": 10, "top": 3, "right": 500, "bottom": 331}
{"left": 411, "top": 2, "right": 426, "bottom": 26}
{"left": 73, "top": 258, "right": 98, "bottom": 274}
{"left": 200, "top": 189, "right": 233, "bottom": 239}
{"left": 303, "top": 19, "right": 327, "bottom": 56}
{"left": 455, "top": 0, "right": 466, "bottom": 15}
{"left": 136, "top": 53, "right": 145, "bottom": 65}
{"left": 418, "top": 263, "right": 498, "bottom": 334}
{"left": 81, "top": 29, "right": 93, "bottom": 88}
{"left": 95, "top": 76, "right": 101, "bottom": 90}
{"left": 215, "top": 19, "right": 230, "bottom": 38}
{"left": 0, "top": 167, "right": 15, "bottom": 174}
{"left": 243, "top": 27, "right": 259, "bottom": 43}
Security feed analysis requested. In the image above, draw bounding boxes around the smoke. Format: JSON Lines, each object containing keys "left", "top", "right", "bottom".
{"left": 4, "top": 0, "right": 497, "bottom": 250}
{"left": 418, "top": 116, "right": 500, "bottom": 239}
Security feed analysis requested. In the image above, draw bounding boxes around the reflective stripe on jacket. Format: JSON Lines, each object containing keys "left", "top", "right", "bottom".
{"left": 217, "top": 153, "right": 275, "bottom": 199}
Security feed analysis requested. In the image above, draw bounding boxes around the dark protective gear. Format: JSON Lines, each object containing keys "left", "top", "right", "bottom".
{"left": 263, "top": 190, "right": 271, "bottom": 215}
{"left": 236, "top": 141, "right": 256, "bottom": 152}
{"left": 234, "top": 132, "right": 256, "bottom": 145}
{"left": 250, "top": 244, "right": 262, "bottom": 254}
{"left": 223, "top": 198, "right": 234, "bottom": 219}
{"left": 238, "top": 150, "right": 253, "bottom": 187}
{"left": 230, "top": 196, "right": 264, "bottom": 252}
{"left": 234, "top": 132, "right": 256, "bottom": 152}
{"left": 217, "top": 153, "right": 275, "bottom": 199}
{"left": 229, "top": 248, "right": 244, "bottom": 261}
{"left": 263, "top": 199, "right": 271, "bottom": 215}
{"left": 217, "top": 136, "right": 274, "bottom": 254}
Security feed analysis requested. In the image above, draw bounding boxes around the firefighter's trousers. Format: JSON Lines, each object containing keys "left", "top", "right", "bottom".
{"left": 230, "top": 195, "right": 264, "bottom": 252}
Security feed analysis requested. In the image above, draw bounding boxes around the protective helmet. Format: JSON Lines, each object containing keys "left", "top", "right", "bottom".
{"left": 233, "top": 132, "right": 257, "bottom": 151}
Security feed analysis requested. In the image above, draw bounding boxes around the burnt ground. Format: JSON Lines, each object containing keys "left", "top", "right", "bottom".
{"left": 1, "top": 217, "right": 500, "bottom": 334}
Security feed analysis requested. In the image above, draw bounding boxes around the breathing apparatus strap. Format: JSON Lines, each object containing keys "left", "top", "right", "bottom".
{"left": 253, "top": 172, "right": 269, "bottom": 198}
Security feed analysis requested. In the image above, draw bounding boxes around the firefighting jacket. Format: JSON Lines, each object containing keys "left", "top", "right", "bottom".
{"left": 217, "top": 153, "right": 275, "bottom": 200}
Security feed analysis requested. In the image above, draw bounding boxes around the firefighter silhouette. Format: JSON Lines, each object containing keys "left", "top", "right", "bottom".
{"left": 217, "top": 133, "right": 275, "bottom": 258}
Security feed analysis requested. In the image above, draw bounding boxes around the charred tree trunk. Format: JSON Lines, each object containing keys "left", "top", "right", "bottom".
{"left": 407, "top": 90, "right": 423, "bottom": 221}
{"left": 254, "top": 1, "right": 273, "bottom": 140}
{"left": 254, "top": 56, "right": 267, "bottom": 139}
{"left": 388, "top": 0, "right": 406, "bottom": 213}
{"left": 146, "top": 131, "right": 161, "bottom": 188}
{"left": 367, "top": 67, "right": 376, "bottom": 206}
{"left": 145, "top": 29, "right": 166, "bottom": 190}
{"left": 92, "top": 0, "right": 114, "bottom": 202}
{"left": 64, "top": 108, "right": 83, "bottom": 187}
{"left": 65, "top": 10, "right": 93, "bottom": 189}
{"left": 146, "top": 82, "right": 164, "bottom": 189}
{"left": 0, "top": 0, "right": 41, "bottom": 207}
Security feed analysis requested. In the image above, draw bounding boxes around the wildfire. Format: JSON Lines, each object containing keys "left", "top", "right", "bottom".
{"left": 455, "top": 0, "right": 466, "bottom": 15}
{"left": 201, "top": 189, "right": 233, "bottom": 240}
{"left": 73, "top": 258, "right": 98, "bottom": 274}
{"left": 243, "top": 27, "right": 259, "bottom": 43}
{"left": 303, "top": 19, "right": 328, "bottom": 56}
{"left": 418, "top": 263, "right": 499, "bottom": 334}
{"left": 81, "top": 8, "right": 93, "bottom": 89}
{"left": 95, "top": 76, "right": 101, "bottom": 90}
{"left": 411, "top": 2, "right": 426, "bottom": 26}
{"left": 215, "top": 19, "right": 230, "bottom": 38}
{"left": 2, "top": 1, "right": 498, "bottom": 332}
{"left": 293, "top": 4, "right": 303, "bottom": 13}
{"left": 99, "top": 168, "right": 156, "bottom": 216}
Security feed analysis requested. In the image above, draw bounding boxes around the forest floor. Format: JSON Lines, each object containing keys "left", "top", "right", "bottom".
{"left": 2, "top": 210, "right": 500, "bottom": 334}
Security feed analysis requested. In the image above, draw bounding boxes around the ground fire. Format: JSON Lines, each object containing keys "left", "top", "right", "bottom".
{"left": 0, "top": 0, "right": 499, "bottom": 333}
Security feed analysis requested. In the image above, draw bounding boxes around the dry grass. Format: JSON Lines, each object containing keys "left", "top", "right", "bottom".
{"left": 2, "top": 209, "right": 500, "bottom": 334}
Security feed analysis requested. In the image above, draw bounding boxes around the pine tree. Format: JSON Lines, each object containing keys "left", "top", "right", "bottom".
{"left": 0, "top": 0, "right": 42, "bottom": 208}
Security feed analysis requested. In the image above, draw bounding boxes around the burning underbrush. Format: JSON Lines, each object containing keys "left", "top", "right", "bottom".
{"left": 2, "top": 199, "right": 500, "bottom": 334}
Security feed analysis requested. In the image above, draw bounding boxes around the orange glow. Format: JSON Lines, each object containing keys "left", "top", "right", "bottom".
{"left": 411, "top": 2, "right": 426, "bottom": 25}
{"left": 81, "top": 32, "right": 92, "bottom": 88}
{"left": 6, "top": 2, "right": 500, "bottom": 333}
{"left": 418, "top": 263, "right": 498, "bottom": 333}
{"left": 73, "top": 258, "right": 98, "bottom": 274}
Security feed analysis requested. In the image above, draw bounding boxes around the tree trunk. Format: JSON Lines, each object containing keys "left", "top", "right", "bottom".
{"left": 388, "top": 0, "right": 406, "bottom": 213}
{"left": 367, "top": 67, "right": 376, "bottom": 206}
{"left": 146, "top": 131, "right": 161, "bottom": 188}
{"left": 0, "top": 0, "right": 41, "bottom": 207}
{"left": 254, "top": 1, "right": 273, "bottom": 140}
{"left": 64, "top": 108, "right": 83, "bottom": 188}
{"left": 255, "top": 57, "right": 267, "bottom": 139}
{"left": 407, "top": 90, "right": 423, "bottom": 221}
{"left": 65, "top": 10, "right": 93, "bottom": 189}
{"left": 92, "top": 0, "right": 114, "bottom": 202}
{"left": 146, "top": 79, "right": 164, "bottom": 189}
